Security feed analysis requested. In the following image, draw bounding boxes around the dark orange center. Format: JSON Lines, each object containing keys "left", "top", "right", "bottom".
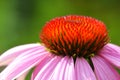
{"left": 40, "top": 15, "right": 109, "bottom": 58}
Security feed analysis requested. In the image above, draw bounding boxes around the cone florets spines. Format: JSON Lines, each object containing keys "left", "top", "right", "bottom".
{"left": 40, "top": 15, "right": 109, "bottom": 58}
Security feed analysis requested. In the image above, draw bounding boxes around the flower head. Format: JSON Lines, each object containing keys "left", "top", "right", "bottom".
{"left": 0, "top": 15, "right": 120, "bottom": 80}
{"left": 40, "top": 15, "right": 109, "bottom": 58}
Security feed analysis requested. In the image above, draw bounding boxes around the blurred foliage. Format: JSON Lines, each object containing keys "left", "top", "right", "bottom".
{"left": 0, "top": 0, "right": 120, "bottom": 53}
{"left": 0, "top": 0, "right": 120, "bottom": 79}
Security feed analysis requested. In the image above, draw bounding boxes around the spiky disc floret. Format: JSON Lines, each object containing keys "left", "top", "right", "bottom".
{"left": 40, "top": 15, "right": 109, "bottom": 58}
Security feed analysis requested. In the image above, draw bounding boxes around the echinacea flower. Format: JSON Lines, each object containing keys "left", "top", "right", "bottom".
{"left": 0, "top": 15, "right": 120, "bottom": 80}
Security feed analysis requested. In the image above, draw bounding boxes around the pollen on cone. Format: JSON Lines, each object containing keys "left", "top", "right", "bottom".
{"left": 40, "top": 15, "right": 109, "bottom": 57}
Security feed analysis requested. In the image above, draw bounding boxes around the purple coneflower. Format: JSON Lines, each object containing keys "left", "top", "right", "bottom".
{"left": 0, "top": 15, "right": 120, "bottom": 80}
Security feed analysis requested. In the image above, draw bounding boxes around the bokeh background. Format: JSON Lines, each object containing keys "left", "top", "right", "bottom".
{"left": 0, "top": 0, "right": 120, "bottom": 53}
{"left": 0, "top": 0, "right": 120, "bottom": 79}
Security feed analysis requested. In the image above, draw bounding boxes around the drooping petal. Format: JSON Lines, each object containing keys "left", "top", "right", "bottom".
{"left": 60, "top": 57, "right": 75, "bottom": 80}
{"left": 51, "top": 56, "right": 75, "bottom": 80}
{"left": 98, "top": 43, "right": 120, "bottom": 68}
{"left": 32, "top": 56, "right": 75, "bottom": 80}
{"left": 0, "top": 45, "right": 50, "bottom": 80}
{"left": 91, "top": 55, "right": 120, "bottom": 80}
{"left": 33, "top": 56, "right": 62, "bottom": 80}
{"left": 0, "top": 43, "right": 42, "bottom": 66}
{"left": 75, "top": 57, "right": 96, "bottom": 80}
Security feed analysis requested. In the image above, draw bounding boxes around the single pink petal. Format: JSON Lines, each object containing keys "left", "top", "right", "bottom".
{"left": 0, "top": 46, "right": 50, "bottom": 80}
{"left": 107, "top": 43, "right": 120, "bottom": 50}
{"left": 62, "top": 57, "right": 75, "bottom": 80}
{"left": 33, "top": 56, "right": 62, "bottom": 80}
{"left": 50, "top": 56, "right": 75, "bottom": 80}
{"left": 75, "top": 57, "right": 96, "bottom": 80}
{"left": 98, "top": 43, "right": 120, "bottom": 68}
{"left": 0, "top": 43, "right": 43, "bottom": 66}
{"left": 91, "top": 55, "right": 120, "bottom": 80}
{"left": 46, "top": 56, "right": 69, "bottom": 80}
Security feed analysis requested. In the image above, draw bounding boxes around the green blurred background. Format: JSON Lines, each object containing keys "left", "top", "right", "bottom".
{"left": 0, "top": 0, "right": 120, "bottom": 79}
{"left": 0, "top": 0, "right": 120, "bottom": 53}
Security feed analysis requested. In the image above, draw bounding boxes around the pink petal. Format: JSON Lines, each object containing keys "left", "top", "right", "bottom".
{"left": 0, "top": 46, "right": 50, "bottom": 80}
{"left": 16, "top": 71, "right": 29, "bottom": 80}
{"left": 33, "top": 56, "right": 62, "bottom": 80}
{"left": 91, "top": 55, "right": 120, "bottom": 80}
{"left": 31, "top": 54, "right": 55, "bottom": 80}
{"left": 98, "top": 43, "right": 120, "bottom": 68}
{"left": 50, "top": 56, "right": 75, "bottom": 80}
{"left": 60, "top": 57, "right": 75, "bottom": 80}
{"left": 75, "top": 57, "right": 96, "bottom": 80}
{"left": 0, "top": 43, "right": 42, "bottom": 66}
